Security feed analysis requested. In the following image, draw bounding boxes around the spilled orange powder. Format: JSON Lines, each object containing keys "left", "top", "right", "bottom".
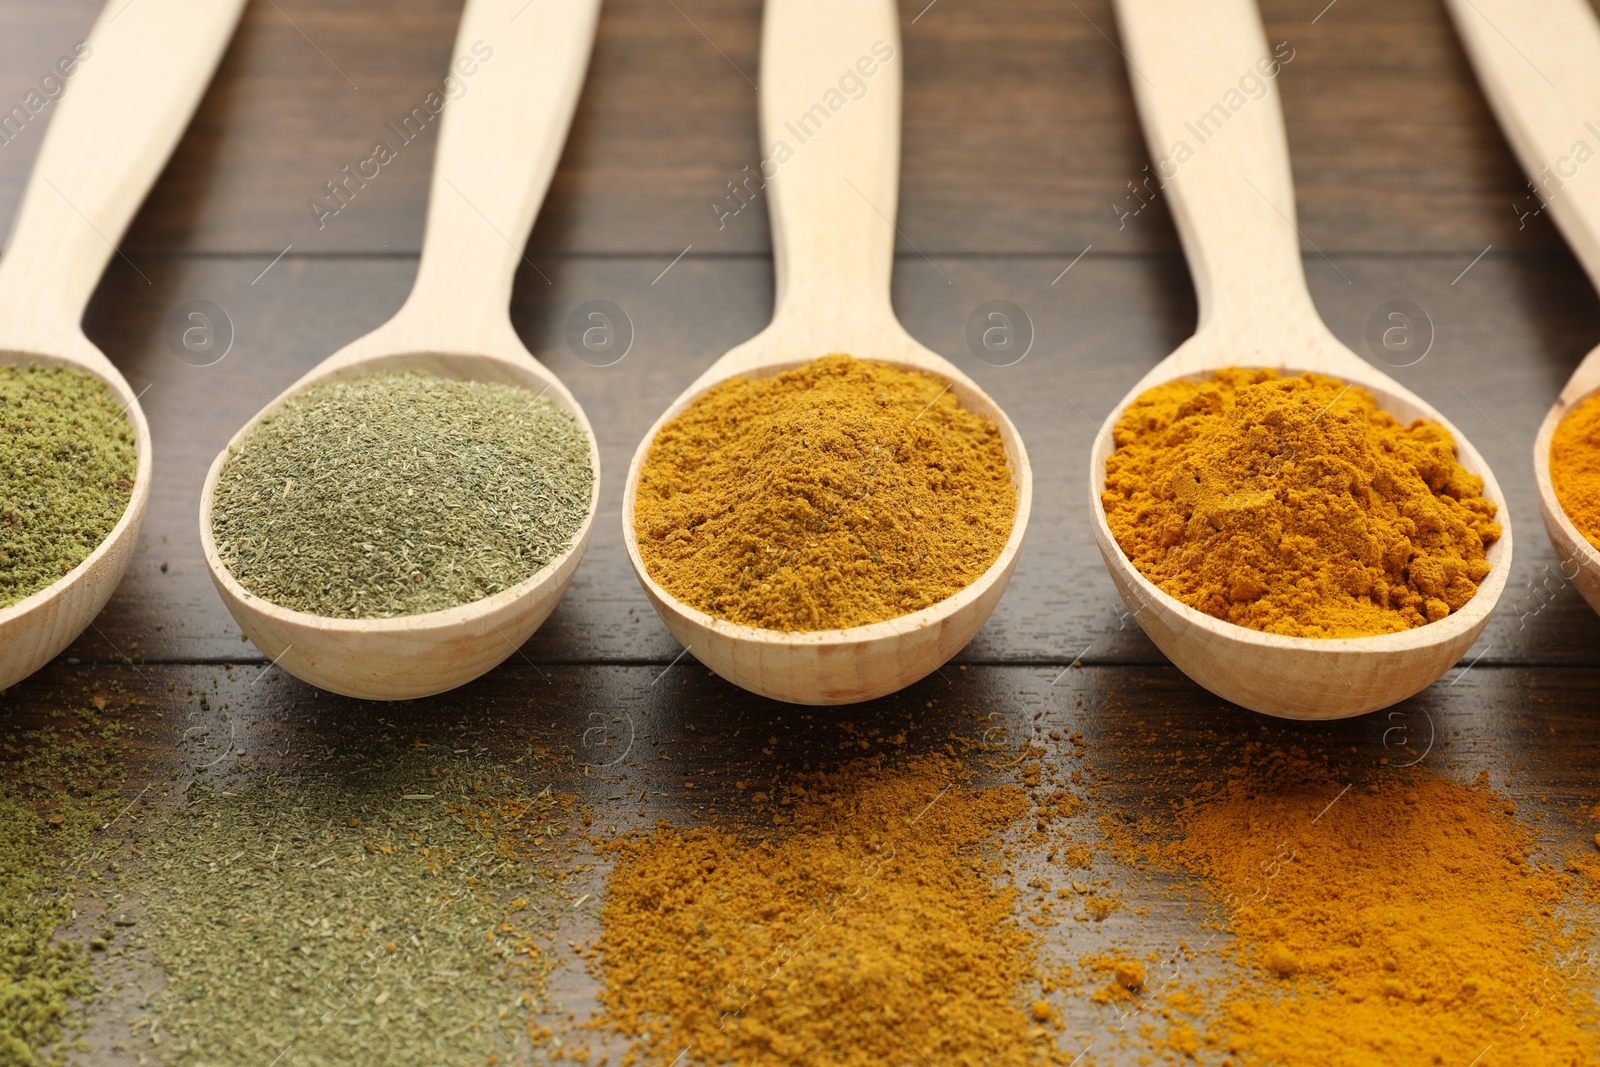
{"left": 1170, "top": 754, "right": 1599, "bottom": 1065}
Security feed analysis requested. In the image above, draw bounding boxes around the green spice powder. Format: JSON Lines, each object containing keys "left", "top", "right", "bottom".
{"left": 210, "top": 371, "right": 594, "bottom": 619}
{"left": 0, "top": 364, "right": 136, "bottom": 609}
{"left": 1, "top": 701, "right": 129, "bottom": 1066}
{"left": 131, "top": 760, "right": 547, "bottom": 1067}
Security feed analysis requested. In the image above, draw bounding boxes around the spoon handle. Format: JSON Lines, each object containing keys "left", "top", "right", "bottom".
{"left": 754, "top": 0, "right": 902, "bottom": 356}
{"left": 1446, "top": 0, "right": 1600, "bottom": 399}
{"left": 0, "top": 0, "right": 246, "bottom": 366}
{"left": 1112, "top": 0, "right": 1327, "bottom": 360}
{"left": 390, "top": 0, "right": 602, "bottom": 359}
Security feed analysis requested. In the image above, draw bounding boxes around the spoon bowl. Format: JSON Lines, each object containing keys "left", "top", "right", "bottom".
{"left": 623, "top": 343, "right": 1030, "bottom": 706}
{"left": 198, "top": 0, "right": 604, "bottom": 700}
{"left": 1447, "top": 0, "right": 1600, "bottom": 621}
{"left": 0, "top": 0, "right": 246, "bottom": 691}
{"left": 1102, "top": 0, "right": 1512, "bottom": 718}
{"left": 199, "top": 346, "right": 600, "bottom": 700}
{"left": 1090, "top": 339, "right": 1511, "bottom": 719}
{"left": 620, "top": 0, "right": 1032, "bottom": 705}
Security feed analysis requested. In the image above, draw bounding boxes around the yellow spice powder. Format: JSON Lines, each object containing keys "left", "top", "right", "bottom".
{"left": 593, "top": 754, "right": 1068, "bottom": 1066}
{"left": 634, "top": 354, "right": 1015, "bottom": 631}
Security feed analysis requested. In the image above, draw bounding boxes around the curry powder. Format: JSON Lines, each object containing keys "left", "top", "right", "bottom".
{"left": 633, "top": 354, "right": 1015, "bottom": 631}
{"left": 1170, "top": 753, "right": 1598, "bottom": 1065}
{"left": 1550, "top": 391, "right": 1600, "bottom": 551}
{"left": 593, "top": 753, "right": 1068, "bottom": 1066}
{"left": 1102, "top": 368, "right": 1500, "bottom": 637}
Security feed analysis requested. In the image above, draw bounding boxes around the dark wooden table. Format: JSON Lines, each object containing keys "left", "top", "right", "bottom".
{"left": 6, "top": 0, "right": 1600, "bottom": 1063}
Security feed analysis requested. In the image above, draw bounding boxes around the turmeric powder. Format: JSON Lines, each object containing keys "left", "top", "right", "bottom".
{"left": 592, "top": 753, "right": 1067, "bottom": 1066}
{"left": 634, "top": 354, "right": 1015, "bottom": 631}
{"left": 1102, "top": 368, "right": 1500, "bottom": 637}
{"left": 1169, "top": 754, "right": 1599, "bottom": 1065}
{"left": 1550, "top": 390, "right": 1600, "bottom": 550}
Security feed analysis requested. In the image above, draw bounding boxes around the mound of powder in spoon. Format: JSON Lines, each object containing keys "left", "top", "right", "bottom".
{"left": 0, "top": 363, "right": 136, "bottom": 608}
{"left": 632, "top": 354, "right": 1016, "bottom": 631}
{"left": 210, "top": 371, "right": 592, "bottom": 618}
{"left": 1102, "top": 368, "right": 1500, "bottom": 637}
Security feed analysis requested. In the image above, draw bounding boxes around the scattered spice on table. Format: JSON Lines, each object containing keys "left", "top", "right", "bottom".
{"left": 1550, "top": 390, "right": 1600, "bottom": 550}
{"left": 130, "top": 753, "right": 558, "bottom": 1067}
{"left": 592, "top": 752, "right": 1072, "bottom": 1066}
{"left": 1164, "top": 752, "right": 1598, "bottom": 1064}
{"left": 1102, "top": 368, "right": 1500, "bottom": 637}
{"left": 210, "top": 371, "right": 593, "bottom": 618}
{"left": 0, "top": 699, "right": 130, "bottom": 1066}
{"left": 634, "top": 354, "right": 1015, "bottom": 631}
{"left": 0, "top": 363, "right": 136, "bottom": 609}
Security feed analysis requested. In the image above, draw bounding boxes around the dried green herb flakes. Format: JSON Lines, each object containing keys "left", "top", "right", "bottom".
{"left": 136, "top": 760, "right": 548, "bottom": 1067}
{"left": 0, "top": 364, "right": 136, "bottom": 609}
{"left": 210, "top": 371, "right": 593, "bottom": 618}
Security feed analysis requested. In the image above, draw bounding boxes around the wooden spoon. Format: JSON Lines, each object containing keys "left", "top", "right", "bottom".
{"left": 1446, "top": 0, "right": 1600, "bottom": 618}
{"left": 198, "top": 0, "right": 603, "bottom": 700}
{"left": 621, "top": 0, "right": 1033, "bottom": 706}
{"left": 0, "top": 0, "right": 246, "bottom": 692}
{"left": 1095, "top": 0, "right": 1513, "bottom": 719}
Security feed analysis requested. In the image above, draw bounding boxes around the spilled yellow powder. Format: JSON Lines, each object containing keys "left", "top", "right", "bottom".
{"left": 593, "top": 754, "right": 1070, "bottom": 1066}
{"left": 1170, "top": 755, "right": 1599, "bottom": 1065}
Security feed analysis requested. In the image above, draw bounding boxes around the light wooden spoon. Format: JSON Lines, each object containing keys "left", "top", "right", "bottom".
{"left": 1446, "top": 0, "right": 1600, "bottom": 619}
{"left": 1096, "top": 0, "right": 1513, "bottom": 719}
{"left": 0, "top": 0, "right": 246, "bottom": 692}
{"left": 198, "top": 0, "right": 603, "bottom": 700}
{"left": 621, "top": 0, "right": 1033, "bottom": 705}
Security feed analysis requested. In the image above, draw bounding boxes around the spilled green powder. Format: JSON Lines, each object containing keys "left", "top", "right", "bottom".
{"left": 209, "top": 371, "right": 593, "bottom": 618}
{"left": 1, "top": 702, "right": 129, "bottom": 1066}
{"left": 131, "top": 757, "right": 551, "bottom": 1066}
{"left": 0, "top": 364, "right": 137, "bottom": 609}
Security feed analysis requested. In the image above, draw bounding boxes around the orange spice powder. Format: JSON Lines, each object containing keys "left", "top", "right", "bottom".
{"left": 1167, "top": 753, "right": 1599, "bottom": 1065}
{"left": 1551, "top": 390, "right": 1600, "bottom": 550}
{"left": 1102, "top": 368, "right": 1500, "bottom": 637}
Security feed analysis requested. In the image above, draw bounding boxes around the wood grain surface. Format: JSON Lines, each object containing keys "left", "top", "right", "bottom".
{"left": 6, "top": 0, "right": 1600, "bottom": 1063}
